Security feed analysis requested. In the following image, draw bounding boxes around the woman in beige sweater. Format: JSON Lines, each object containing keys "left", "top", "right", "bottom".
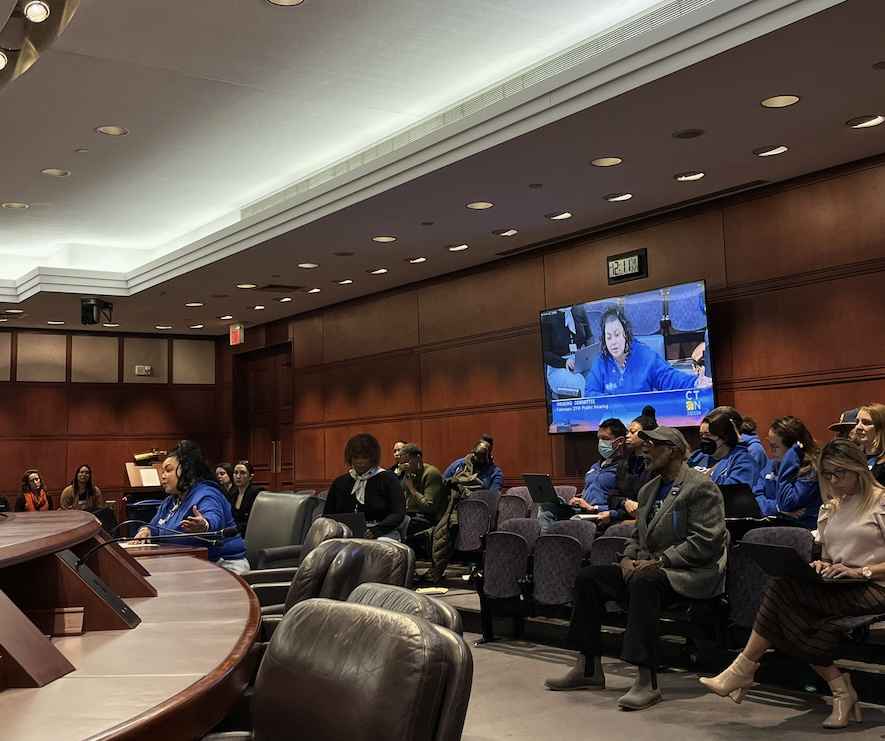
{"left": 700, "top": 439, "right": 885, "bottom": 728}
{"left": 60, "top": 464, "right": 104, "bottom": 511}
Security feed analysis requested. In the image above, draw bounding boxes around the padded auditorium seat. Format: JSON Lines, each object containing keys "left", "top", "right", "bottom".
{"left": 203, "top": 599, "right": 473, "bottom": 741}
{"left": 347, "top": 582, "right": 463, "bottom": 634}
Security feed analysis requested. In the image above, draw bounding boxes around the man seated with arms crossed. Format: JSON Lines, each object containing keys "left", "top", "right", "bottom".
{"left": 538, "top": 418, "right": 626, "bottom": 530}
{"left": 443, "top": 437, "right": 503, "bottom": 493}
{"left": 401, "top": 444, "right": 447, "bottom": 538}
{"left": 545, "top": 426, "right": 727, "bottom": 710}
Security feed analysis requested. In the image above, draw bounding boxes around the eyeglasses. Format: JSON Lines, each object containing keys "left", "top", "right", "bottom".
{"left": 820, "top": 468, "right": 850, "bottom": 482}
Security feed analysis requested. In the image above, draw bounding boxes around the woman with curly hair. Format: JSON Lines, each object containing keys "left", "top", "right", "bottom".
{"left": 133, "top": 440, "right": 248, "bottom": 573}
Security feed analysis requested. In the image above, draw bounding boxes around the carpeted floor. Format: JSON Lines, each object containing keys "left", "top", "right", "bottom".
{"left": 461, "top": 635, "right": 885, "bottom": 740}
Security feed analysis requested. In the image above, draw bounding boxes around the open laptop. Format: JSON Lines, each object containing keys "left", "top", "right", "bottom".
{"left": 573, "top": 343, "right": 600, "bottom": 374}
{"left": 326, "top": 512, "right": 367, "bottom": 538}
{"left": 720, "top": 484, "right": 764, "bottom": 519}
{"left": 741, "top": 542, "right": 867, "bottom": 584}
{"left": 522, "top": 474, "right": 563, "bottom": 504}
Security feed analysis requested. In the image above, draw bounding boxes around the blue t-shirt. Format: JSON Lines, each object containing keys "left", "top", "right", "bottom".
{"left": 647, "top": 480, "right": 674, "bottom": 523}
{"left": 149, "top": 480, "right": 247, "bottom": 562}
{"left": 585, "top": 339, "right": 698, "bottom": 396}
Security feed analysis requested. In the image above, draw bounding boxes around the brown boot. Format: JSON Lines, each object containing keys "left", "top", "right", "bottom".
{"left": 823, "top": 673, "right": 862, "bottom": 729}
{"left": 545, "top": 655, "right": 606, "bottom": 691}
{"left": 699, "top": 652, "right": 759, "bottom": 704}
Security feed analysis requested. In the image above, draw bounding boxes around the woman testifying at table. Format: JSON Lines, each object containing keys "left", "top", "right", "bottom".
{"left": 15, "top": 469, "right": 52, "bottom": 511}
{"left": 133, "top": 441, "right": 249, "bottom": 574}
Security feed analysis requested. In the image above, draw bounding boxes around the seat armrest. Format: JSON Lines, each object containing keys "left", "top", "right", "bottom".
{"left": 260, "top": 615, "right": 283, "bottom": 641}
{"left": 251, "top": 582, "right": 291, "bottom": 607}
{"left": 241, "top": 567, "right": 298, "bottom": 585}
{"left": 255, "top": 544, "right": 304, "bottom": 569}
{"left": 202, "top": 733, "right": 253, "bottom": 740}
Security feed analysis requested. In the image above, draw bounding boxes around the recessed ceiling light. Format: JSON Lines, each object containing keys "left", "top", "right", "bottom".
{"left": 873, "top": 61, "right": 885, "bottom": 70}
{"left": 155, "top": 325, "right": 173, "bottom": 330}
{"left": 368, "top": 268, "right": 388, "bottom": 275}
{"left": 371, "top": 236, "right": 397, "bottom": 243}
{"left": 96, "top": 125, "right": 129, "bottom": 137}
{"left": 41, "top": 168, "right": 70, "bottom": 178}
{"left": 846, "top": 115, "right": 884, "bottom": 129}
{"left": 337, "top": 279, "right": 353, "bottom": 285}
{"left": 0, "top": 50, "right": 7, "bottom": 72}
{"left": 23, "top": 1, "right": 50, "bottom": 23}
{"left": 332, "top": 251, "right": 355, "bottom": 257}
{"left": 4, "top": 309, "right": 24, "bottom": 314}
{"left": 447, "top": 244, "right": 469, "bottom": 252}
{"left": 407, "top": 256, "right": 427, "bottom": 264}
{"left": 75, "top": 147, "right": 89, "bottom": 154}
{"left": 236, "top": 283, "right": 257, "bottom": 289}
{"left": 0, "top": 318, "right": 8, "bottom": 323}
{"left": 753, "top": 144, "right": 789, "bottom": 157}
{"left": 103, "top": 322, "right": 120, "bottom": 328}
{"left": 421, "top": 221, "right": 435, "bottom": 226}
{"left": 591, "top": 157, "right": 623, "bottom": 167}
{"left": 278, "top": 297, "right": 293, "bottom": 303}
{"left": 672, "top": 129, "right": 704, "bottom": 139}
{"left": 185, "top": 301, "right": 204, "bottom": 308}
{"left": 528, "top": 183, "right": 543, "bottom": 190}
{"left": 493, "top": 228, "right": 519, "bottom": 237}
{"left": 47, "top": 320, "right": 65, "bottom": 325}
{"left": 307, "top": 288, "right": 321, "bottom": 294}
{"left": 466, "top": 201, "right": 494, "bottom": 210}
{"left": 2, "top": 202, "right": 30, "bottom": 209}
{"left": 761, "top": 94, "right": 800, "bottom": 108}
{"left": 297, "top": 262, "right": 319, "bottom": 269}
{"left": 674, "top": 171, "right": 705, "bottom": 182}
{"left": 545, "top": 211, "right": 573, "bottom": 220}
{"left": 604, "top": 192, "right": 633, "bottom": 202}
{"left": 189, "top": 324, "right": 204, "bottom": 329}
{"left": 253, "top": 305, "right": 266, "bottom": 310}
{"left": 219, "top": 314, "right": 234, "bottom": 320}
{"left": 265, "top": 0, "right": 305, "bottom": 5}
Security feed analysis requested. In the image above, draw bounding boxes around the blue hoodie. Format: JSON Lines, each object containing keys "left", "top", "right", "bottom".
{"left": 149, "top": 480, "right": 247, "bottom": 562}
{"left": 753, "top": 444, "right": 820, "bottom": 529}
{"left": 741, "top": 433, "right": 769, "bottom": 472}
{"left": 710, "top": 441, "right": 760, "bottom": 487}
{"left": 687, "top": 449, "right": 712, "bottom": 470}
{"left": 579, "top": 459, "right": 620, "bottom": 511}
{"left": 585, "top": 339, "right": 698, "bottom": 397}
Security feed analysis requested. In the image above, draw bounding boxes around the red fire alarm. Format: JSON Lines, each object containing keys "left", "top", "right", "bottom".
{"left": 229, "top": 322, "right": 245, "bottom": 346}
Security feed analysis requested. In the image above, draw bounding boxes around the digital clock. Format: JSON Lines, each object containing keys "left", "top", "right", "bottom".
{"left": 606, "top": 248, "right": 648, "bottom": 285}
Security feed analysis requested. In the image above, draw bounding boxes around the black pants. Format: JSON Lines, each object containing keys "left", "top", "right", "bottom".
{"left": 566, "top": 563, "right": 680, "bottom": 667}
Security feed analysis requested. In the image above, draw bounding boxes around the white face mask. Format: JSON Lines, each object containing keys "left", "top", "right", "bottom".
{"left": 598, "top": 439, "right": 615, "bottom": 459}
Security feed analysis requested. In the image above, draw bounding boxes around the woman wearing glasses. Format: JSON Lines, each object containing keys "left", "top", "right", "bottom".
{"left": 700, "top": 439, "right": 885, "bottom": 728}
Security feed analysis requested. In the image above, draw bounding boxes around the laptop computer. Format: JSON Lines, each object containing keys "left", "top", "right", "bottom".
{"left": 522, "top": 474, "right": 563, "bottom": 504}
{"left": 573, "top": 343, "right": 600, "bottom": 374}
{"left": 720, "top": 484, "right": 764, "bottom": 519}
{"left": 326, "top": 512, "right": 367, "bottom": 538}
{"left": 741, "top": 542, "right": 867, "bottom": 584}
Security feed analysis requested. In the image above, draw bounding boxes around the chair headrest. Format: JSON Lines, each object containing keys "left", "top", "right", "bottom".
{"left": 347, "top": 582, "right": 462, "bottom": 634}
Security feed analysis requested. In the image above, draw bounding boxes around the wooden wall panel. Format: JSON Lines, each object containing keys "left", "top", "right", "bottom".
{"left": 123, "top": 337, "right": 168, "bottom": 384}
{"left": 0, "top": 332, "right": 12, "bottom": 381}
{"left": 420, "top": 332, "right": 544, "bottom": 412}
{"left": 323, "top": 292, "right": 419, "bottom": 364}
{"left": 71, "top": 335, "right": 119, "bottom": 383}
{"left": 16, "top": 333, "right": 67, "bottom": 382}
{"left": 418, "top": 258, "right": 545, "bottom": 345}
{"left": 294, "top": 428, "right": 325, "bottom": 482}
{"left": 0, "top": 440, "right": 68, "bottom": 494}
{"left": 293, "top": 370, "right": 326, "bottom": 424}
{"left": 724, "top": 165, "right": 885, "bottom": 285}
{"left": 323, "top": 352, "right": 419, "bottom": 422}
{"left": 0, "top": 386, "right": 68, "bottom": 436}
{"left": 290, "top": 316, "right": 324, "bottom": 368}
{"left": 172, "top": 339, "right": 216, "bottom": 384}
{"left": 323, "top": 420, "right": 422, "bottom": 480}
{"left": 544, "top": 210, "right": 726, "bottom": 309}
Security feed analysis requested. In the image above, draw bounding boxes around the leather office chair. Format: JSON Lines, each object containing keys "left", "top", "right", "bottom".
{"left": 347, "top": 582, "right": 463, "bottom": 634}
{"left": 204, "top": 599, "right": 473, "bottom": 741}
{"left": 242, "top": 491, "right": 325, "bottom": 569}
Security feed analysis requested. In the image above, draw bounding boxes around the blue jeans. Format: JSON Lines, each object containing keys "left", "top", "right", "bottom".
{"left": 546, "top": 365, "right": 585, "bottom": 397}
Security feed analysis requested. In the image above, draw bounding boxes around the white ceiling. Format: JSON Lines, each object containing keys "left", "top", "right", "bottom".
{"left": 3, "top": 0, "right": 883, "bottom": 335}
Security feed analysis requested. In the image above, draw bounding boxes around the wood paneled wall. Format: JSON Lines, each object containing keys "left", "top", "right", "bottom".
{"left": 231, "top": 157, "right": 885, "bottom": 489}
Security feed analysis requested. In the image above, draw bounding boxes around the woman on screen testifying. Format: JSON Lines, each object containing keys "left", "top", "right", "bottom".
{"left": 584, "top": 307, "right": 711, "bottom": 397}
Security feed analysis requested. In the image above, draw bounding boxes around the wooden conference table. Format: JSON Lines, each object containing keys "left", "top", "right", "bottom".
{"left": 0, "top": 511, "right": 259, "bottom": 740}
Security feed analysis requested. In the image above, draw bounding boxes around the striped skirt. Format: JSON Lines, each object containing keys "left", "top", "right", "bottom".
{"left": 754, "top": 577, "right": 885, "bottom": 665}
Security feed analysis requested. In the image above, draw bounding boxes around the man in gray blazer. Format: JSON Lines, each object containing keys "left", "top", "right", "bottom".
{"left": 545, "top": 426, "right": 727, "bottom": 710}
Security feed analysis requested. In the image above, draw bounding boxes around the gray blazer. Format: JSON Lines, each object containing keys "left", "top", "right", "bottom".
{"left": 623, "top": 464, "right": 727, "bottom": 600}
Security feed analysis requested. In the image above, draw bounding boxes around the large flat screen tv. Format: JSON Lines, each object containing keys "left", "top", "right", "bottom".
{"left": 540, "top": 280, "right": 715, "bottom": 433}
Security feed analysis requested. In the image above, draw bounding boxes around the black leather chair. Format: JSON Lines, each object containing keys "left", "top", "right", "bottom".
{"left": 204, "top": 599, "right": 473, "bottom": 741}
{"left": 242, "top": 491, "right": 325, "bottom": 569}
{"left": 347, "top": 582, "right": 463, "bottom": 634}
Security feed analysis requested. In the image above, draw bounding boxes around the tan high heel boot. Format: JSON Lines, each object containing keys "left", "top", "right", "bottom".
{"left": 823, "top": 673, "right": 862, "bottom": 729}
{"left": 699, "top": 652, "right": 759, "bottom": 703}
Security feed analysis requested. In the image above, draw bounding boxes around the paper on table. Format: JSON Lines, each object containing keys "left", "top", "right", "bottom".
{"left": 120, "top": 542, "right": 159, "bottom": 549}
{"left": 140, "top": 467, "right": 161, "bottom": 486}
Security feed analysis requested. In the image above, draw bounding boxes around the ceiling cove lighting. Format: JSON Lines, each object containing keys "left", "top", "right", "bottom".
{"left": 407, "top": 256, "right": 427, "bottom": 264}
{"left": 95, "top": 125, "right": 129, "bottom": 136}
{"left": 447, "top": 244, "right": 469, "bottom": 252}
{"left": 103, "top": 322, "right": 120, "bottom": 328}
{"left": 466, "top": 201, "right": 494, "bottom": 210}
{"left": 41, "top": 168, "right": 70, "bottom": 177}
{"left": 155, "top": 325, "right": 173, "bottom": 330}
{"left": 493, "top": 228, "right": 518, "bottom": 237}
{"left": 604, "top": 192, "right": 633, "bottom": 202}
{"left": 189, "top": 324, "right": 204, "bottom": 329}
{"left": 336, "top": 279, "right": 353, "bottom": 285}
{"left": 545, "top": 211, "right": 573, "bottom": 221}
{"left": 846, "top": 115, "right": 884, "bottom": 129}
{"left": 23, "top": 1, "right": 51, "bottom": 23}
{"left": 307, "top": 288, "right": 321, "bottom": 294}
{"left": 2, "top": 202, "right": 30, "bottom": 209}
{"left": 674, "top": 171, "right": 705, "bottom": 182}
{"left": 761, "top": 94, "right": 800, "bottom": 108}
{"left": 236, "top": 283, "right": 257, "bottom": 289}
{"left": 753, "top": 144, "right": 789, "bottom": 157}
{"left": 185, "top": 301, "right": 204, "bottom": 307}
{"left": 297, "top": 262, "right": 319, "bottom": 269}
{"left": 371, "top": 236, "right": 397, "bottom": 243}
{"left": 591, "top": 156, "right": 622, "bottom": 167}
{"left": 368, "top": 268, "right": 388, "bottom": 275}
{"left": 47, "top": 320, "right": 64, "bottom": 325}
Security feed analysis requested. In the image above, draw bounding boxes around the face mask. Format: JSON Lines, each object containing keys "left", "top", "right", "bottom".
{"left": 598, "top": 440, "right": 615, "bottom": 459}
{"left": 699, "top": 437, "right": 718, "bottom": 456}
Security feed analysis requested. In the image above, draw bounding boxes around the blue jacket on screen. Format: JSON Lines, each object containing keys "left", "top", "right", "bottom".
{"left": 585, "top": 339, "right": 698, "bottom": 396}
{"left": 149, "top": 480, "right": 247, "bottom": 562}
{"left": 687, "top": 449, "right": 712, "bottom": 470}
{"left": 741, "top": 433, "right": 769, "bottom": 471}
{"left": 710, "top": 441, "right": 760, "bottom": 487}
{"left": 443, "top": 457, "right": 504, "bottom": 493}
{"left": 579, "top": 459, "right": 620, "bottom": 511}
{"left": 753, "top": 444, "right": 820, "bottom": 529}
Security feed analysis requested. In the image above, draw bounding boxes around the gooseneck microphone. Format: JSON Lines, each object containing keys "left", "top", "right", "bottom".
{"left": 76, "top": 525, "right": 240, "bottom": 568}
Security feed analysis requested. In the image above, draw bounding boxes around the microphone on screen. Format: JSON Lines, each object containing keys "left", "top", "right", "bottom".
{"left": 76, "top": 526, "right": 241, "bottom": 568}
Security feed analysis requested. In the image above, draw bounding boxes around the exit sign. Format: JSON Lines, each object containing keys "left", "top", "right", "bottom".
{"left": 229, "top": 322, "right": 245, "bottom": 346}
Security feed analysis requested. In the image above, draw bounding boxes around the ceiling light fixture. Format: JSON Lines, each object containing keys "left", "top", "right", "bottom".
{"left": 297, "top": 262, "right": 319, "bottom": 269}
{"left": 185, "top": 301, "right": 204, "bottom": 308}
{"left": 236, "top": 283, "right": 257, "bottom": 289}
{"left": 75, "top": 147, "right": 89, "bottom": 154}
{"left": 189, "top": 324, "right": 204, "bottom": 329}
{"left": 155, "top": 325, "right": 173, "bottom": 330}
{"left": 2, "top": 202, "right": 30, "bottom": 209}
{"left": 4, "top": 309, "right": 24, "bottom": 314}
{"left": 447, "top": 244, "right": 469, "bottom": 252}
{"left": 753, "top": 144, "right": 789, "bottom": 157}
{"left": 95, "top": 125, "right": 129, "bottom": 137}
{"left": 41, "top": 168, "right": 71, "bottom": 178}
{"left": 307, "top": 288, "right": 321, "bottom": 294}
{"left": 492, "top": 228, "right": 519, "bottom": 237}
{"left": 846, "top": 115, "right": 884, "bottom": 129}
{"left": 371, "top": 236, "right": 397, "bottom": 243}
{"left": 103, "top": 322, "right": 120, "bottom": 328}
{"left": 0, "top": 50, "right": 7, "bottom": 72}
{"left": 23, "top": 1, "right": 50, "bottom": 23}
{"left": 591, "top": 156, "right": 623, "bottom": 167}
{"left": 0, "top": 318, "right": 10, "bottom": 322}
{"left": 545, "top": 211, "right": 573, "bottom": 220}
{"left": 368, "top": 268, "right": 388, "bottom": 275}
{"left": 672, "top": 129, "right": 704, "bottom": 139}
{"left": 674, "top": 171, "right": 705, "bottom": 182}
{"left": 761, "top": 94, "right": 800, "bottom": 108}
{"left": 604, "top": 192, "right": 633, "bottom": 202}
{"left": 332, "top": 251, "right": 355, "bottom": 257}
{"left": 265, "top": 0, "right": 305, "bottom": 5}
{"left": 47, "top": 320, "right": 64, "bottom": 325}
{"left": 253, "top": 305, "right": 265, "bottom": 310}
{"left": 466, "top": 201, "right": 494, "bottom": 210}
{"left": 219, "top": 314, "right": 234, "bottom": 320}
{"left": 407, "top": 256, "right": 427, "bottom": 264}
{"left": 278, "top": 297, "right": 293, "bottom": 303}
{"left": 337, "top": 279, "right": 353, "bottom": 285}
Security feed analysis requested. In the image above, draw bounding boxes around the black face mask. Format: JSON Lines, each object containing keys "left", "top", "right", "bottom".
{"left": 699, "top": 437, "right": 718, "bottom": 456}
